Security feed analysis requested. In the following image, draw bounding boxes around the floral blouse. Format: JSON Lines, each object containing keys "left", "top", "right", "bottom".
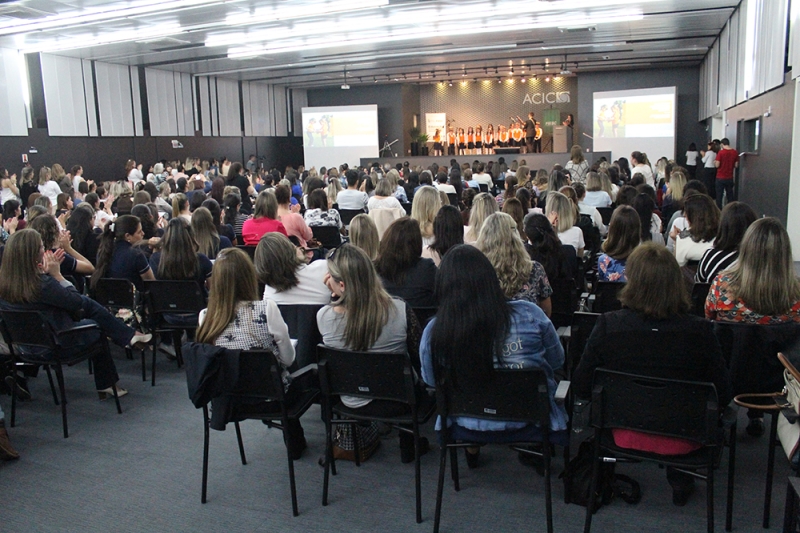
{"left": 304, "top": 208, "right": 343, "bottom": 229}
{"left": 512, "top": 260, "right": 553, "bottom": 304}
{"left": 597, "top": 254, "right": 627, "bottom": 282}
{"left": 705, "top": 273, "right": 800, "bottom": 324}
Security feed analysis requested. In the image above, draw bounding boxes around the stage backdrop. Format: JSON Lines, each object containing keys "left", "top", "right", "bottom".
{"left": 419, "top": 76, "right": 577, "bottom": 151}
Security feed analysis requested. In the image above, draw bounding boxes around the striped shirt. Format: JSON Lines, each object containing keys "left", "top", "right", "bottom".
{"left": 695, "top": 247, "right": 738, "bottom": 283}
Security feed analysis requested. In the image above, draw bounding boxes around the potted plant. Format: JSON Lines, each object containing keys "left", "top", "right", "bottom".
{"left": 409, "top": 127, "right": 421, "bottom": 156}
{"left": 417, "top": 133, "right": 429, "bottom": 156}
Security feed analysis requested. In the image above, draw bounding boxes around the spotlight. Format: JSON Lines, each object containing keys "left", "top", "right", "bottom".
{"left": 448, "top": 81, "right": 453, "bottom": 86}
{"left": 497, "top": 77, "right": 501, "bottom": 83}
{"left": 521, "top": 77, "right": 526, "bottom": 83}
{"left": 545, "top": 76, "right": 551, "bottom": 82}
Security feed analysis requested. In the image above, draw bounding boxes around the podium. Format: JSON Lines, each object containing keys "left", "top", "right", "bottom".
{"left": 553, "top": 126, "right": 568, "bottom": 153}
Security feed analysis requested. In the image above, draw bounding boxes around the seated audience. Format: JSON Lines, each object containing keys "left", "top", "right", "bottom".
{"left": 336, "top": 170, "right": 369, "bottom": 211}
{"left": 597, "top": 206, "right": 641, "bottom": 282}
{"left": 423, "top": 205, "right": 463, "bottom": 267}
{"left": 672, "top": 194, "right": 719, "bottom": 267}
{"left": 631, "top": 193, "right": 664, "bottom": 245}
{"left": 348, "top": 214, "right": 380, "bottom": 260}
{"left": 241, "top": 190, "right": 288, "bottom": 245}
{"left": 172, "top": 193, "right": 191, "bottom": 224}
{"left": 411, "top": 186, "right": 441, "bottom": 247}
{"left": 304, "top": 189, "right": 343, "bottom": 230}
{"left": 695, "top": 201, "right": 757, "bottom": 283}
{"left": 582, "top": 172, "right": 612, "bottom": 207}
{"left": 255, "top": 233, "right": 330, "bottom": 305}
{"left": 149, "top": 218, "right": 213, "bottom": 293}
{"left": 367, "top": 179, "right": 403, "bottom": 211}
{"left": 274, "top": 184, "right": 312, "bottom": 248}
{"left": 29, "top": 214, "right": 95, "bottom": 281}
{"left": 64, "top": 204, "right": 100, "bottom": 266}
{"left": 375, "top": 218, "right": 437, "bottom": 308}
{"left": 464, "top": 192, "right": 498, "bottom": 245}
{"left": 573, "top": 182, "right": 607, "bottom": 236}
{"left": 191, "top": 206, "right": 231, "bottom": 260}
{"left": 546, "top": 192, "right": 584, "bottom": 256}
{"left": 523, "top": 213, "right": 575, "bottom": 283}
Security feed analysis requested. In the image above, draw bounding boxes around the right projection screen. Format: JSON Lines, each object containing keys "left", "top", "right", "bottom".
{"left": 592, "top": 86, "right": 676, "bottom": 162}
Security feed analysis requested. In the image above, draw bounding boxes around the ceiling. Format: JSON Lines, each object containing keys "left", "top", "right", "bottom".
{"left": 0, "top": 0, "right": 739, "bottom": 89}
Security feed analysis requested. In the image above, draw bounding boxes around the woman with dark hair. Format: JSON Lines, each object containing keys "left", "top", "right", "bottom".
{"left": 597, "top": 206, "right": 641, "bottom": 282}
{"left": 254, "top": 233, "right": 330, "bottom": 305}
{"left": 56, "top": 193, "right": 73, "bottom": 219}
{"left": 523, "top": 213, "right": 575, "bottom": 283}
{"left": 65, "top": 204, "right": 101, "bottom": 266}
{"left": 223, "top": 193, "right": 248, "bottom": 241}
{"left": 617, "top": 157, "right": 632, "bottom": 181}
{"left": 631, "top": 193, "right": 664, "bottom": 245}
{"left": 501, "top": 197, "right": 525, "bottom": 238}
{"left": 188, "top": 190, "right": 206, "bottom": 213}
{"left": 0, "top": 230, "right": 151, "bottom": 398}
{"left": 209, "top": 178, "right": 226, "bottom": 205}
{"left": 574, "top": 242, "right": 730, "bottom": 506}
{"left": 201, "top": 198, "right": 235, "bottom": 244}
{"left": 226, "top": 162, "right": 255, "bottom": 214}
{"left": 695, "top": 202, "right": 757, "bottom": 283}
{"left": 423, "top": 205, "right": 463, "bottom": 266}
{"left": 672, "top": 194, "right": 719, "bottom": 267}
{"left": 304, "top": 189, "right": 343, "bottom": 230}
{"left": 29, "top": 214, "right": 94, "bottom": 282}
{"left": 130, "top": 204, "right": 160, "bottom": 242}
{"left": 3, "top": 199, "right": 25, "bottom": 231}
{"left": 375, "top": 218, "right": 437, "bottom": 308}
{"left": 274, "top": 184, "right": 312, "bottom": 248}
{"left": 317, "top": 243, "right": 426, "bottom": 462}
{"left": 496, "top": 176, "right": 517, "bottom": 209}
{"left": 420, "top": 244, "right": 567, "bottom": 467}
{"left": 241, "top": 190, "right": 287, "bottom": 245}
{"left": 149, "top": 218, "right": 213, "bottom": 292}
{"left": 91, "top": 215, "right": 155, "bottom": 290}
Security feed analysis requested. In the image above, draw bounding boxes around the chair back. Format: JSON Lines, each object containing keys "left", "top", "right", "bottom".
{"left": 713, "top": 321, "right": 800, "bottom": 395}
{"left": 401, "top": 202, "right": 413, "bottom": 216}
{"left": 447, "top": 193, "right": 458, "bottom": 206}
{"left": 437, "top": 368, "right": 550, "bottom": 428}
{"left": 593, "top": 281, "right": 624, "bottom": 313}
{"left": 567, "top": 312, "right": 600, "bottom": 372}
{"left": 690, "top": 282, "right": 711, "bottom": 318}
{"left": 143, "top": 280, "right": 206, "bottom": 316}
{"left": 236, "top": 245, "right": 257, "bottom": 261}
{"left": 228, "top": 350, "right": 285, "bottom": 402}
{"left": 411, "top": 306, "right": 437, "bottom": 327}
{"left": 479, "top": 184, "right": 489, "bottom": 193}
{"left": 277, "top": 304, "right": 324, "bottom": 368}
{"left": 591, "top": 368, "right": 719, "bottom": 446}
{"left": 339, "top": 209, "right": 365, "bottom": 226}
{"left": 311, "top": 226, "right": 342, "bottom": 249}
{"left": 550, "top": 277, "right": 578, "bottom": 329}
{"left": 596, "top": 207, "right": 613, "bottom": 226}
{"left": 317, "top": 345, "right": 415, "bottom": 405}
{"left": 91, "top": 278, "right": 136, "bottom": 310}
{"left": 0, "top": 310, "right": 56, "bottom": 353}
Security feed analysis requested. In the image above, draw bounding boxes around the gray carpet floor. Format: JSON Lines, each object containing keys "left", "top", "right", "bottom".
{"left": 0, "top": 347, "right": 793, "bottom": 532}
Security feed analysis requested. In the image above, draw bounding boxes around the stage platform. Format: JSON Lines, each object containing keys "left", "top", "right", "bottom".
{"left": 361, "top": 151, "right": 612, "bottom": 171}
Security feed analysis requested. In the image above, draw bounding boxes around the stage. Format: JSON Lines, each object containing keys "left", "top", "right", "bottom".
{"left": 361, "top": 151, "right": 612, "bottom": 172}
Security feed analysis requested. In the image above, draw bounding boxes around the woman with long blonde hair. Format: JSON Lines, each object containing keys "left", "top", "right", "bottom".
{"left": 546, "top": 191, "right": 584, "bottom": 256}
{"left": 464, "top": 192, "right": 498, "bottom": 244}
{"left": 410, "top": 185, "right": 441, "bottom": 245}
{"left": 196, "top": 247, "right": 304, "bottom": 457}
{"left": 477, "top": 213, "right": 552, "bottom": 315}
{"left": 348, "top": 214, "right": 379, "bottom": 260}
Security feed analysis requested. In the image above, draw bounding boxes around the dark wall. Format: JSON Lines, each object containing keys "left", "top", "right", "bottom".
{"left": 402, "top": 84, "right": 421, "bottom": 153}
{"left": 723, "top": 77, "right": 795, "bottom": 224}
{"left": 0, "top": 130, "right": 303, "bottom": 182}
{"left": 576, "top": 67, "right": 706, "bottom": 162}
{"left": 307, "top": 84, "right": 405, "bottom": 156}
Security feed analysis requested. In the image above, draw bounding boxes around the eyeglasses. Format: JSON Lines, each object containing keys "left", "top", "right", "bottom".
{"left": 326, "top": 247, "right": 338, "bottom": 261}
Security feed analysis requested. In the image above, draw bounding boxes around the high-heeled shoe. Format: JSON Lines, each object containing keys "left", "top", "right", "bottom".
{"left": 128, "top": 333, "right": 152, "bottom": 349}
{"left": 97, "top": 386, "right": 128, "bottom": 400}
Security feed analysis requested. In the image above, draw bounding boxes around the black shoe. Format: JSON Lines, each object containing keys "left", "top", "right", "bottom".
{"left": 4, "top": 375, "right": 31, "bottom": 401}
{"left": 746, "top": 418, "right": 765, "bottom": 437}
{"left": 465, "top": 447, "right": 480, "bottom": 469}
{"left": 672, "top": 484, "right": 695, "bottom": 507}
{"left": 288, "top": 436, "right": 307, "bottom": 461}
{"left": 400, "top": 437, "right": 430, "bottom": 464}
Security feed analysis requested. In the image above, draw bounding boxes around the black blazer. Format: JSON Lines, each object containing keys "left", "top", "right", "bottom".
{"left": 573, "top": 309, "right": 731, "bottom": 407}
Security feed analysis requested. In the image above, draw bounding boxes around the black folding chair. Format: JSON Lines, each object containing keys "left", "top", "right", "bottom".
{"left": 91, "top": 278, "right": 148, "bottom": 380}
{"left": 560, "top": 311, "right": 600, "bottom": 378}
{"left": 311, "top": 226, "right": 342, "bottom": 249}
{"left": 277, "top": 304, "right": 324, "bottom": 369}
{"left": 317, "top": 345, "right": 435, "bottom": 524}
{"left": 411, "top": 306, "right": 437, "bottom": 327}
{"left": 143, "top": 280, "right": 205, "bottom": 385}
{"left": 690, "top": 282, "right": 711, "bottom": 318}
{"left": 339, "top": 209, "right": 365, "bottom": 227}
{"left": 596, "top": 207, "right": 613, "bottom": 226}
{"left": 433, "top": 368, "right": 569, "bottom": 533}
{"left": 550, "top": 277, "right": 579, "bottom": 330}
{"left": 584, "top": 369, "right": 735, "bottom": 533}
{"left": 236, "top": 245, "right": 257, "bottom": 261}
{"left": 447, "top": 193, "right": 458, "bottom": 206}
{"left": 592, "top": 281, "right": 624, "bottom": 313}
{"left": 197, "top": 349, "right": 318, "bottom": 516}
{"left": 0, "top": 310, "right": 123, "bottom": 438}
{"left": 401, "top": 202, "right": 413, "bottom": 216}
{"left": 479, "top": 184, "right": 489, "bottom": 193}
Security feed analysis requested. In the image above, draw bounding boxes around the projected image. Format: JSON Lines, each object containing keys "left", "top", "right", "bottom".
{"left": 593, "top": 93, "right": 674, "bottom": 139}
{"left": 303, "top": 110, "right": 377, "bottom": 147}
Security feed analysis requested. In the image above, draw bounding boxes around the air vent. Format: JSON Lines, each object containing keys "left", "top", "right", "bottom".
{"left": 559, "top": 26, "right": 596, "bottom": 33}
{"left": 135, "top": 36, "right": 192, "bottom": 46}
{"left": 0, "top": 5, "right": 55, "bottom": 19}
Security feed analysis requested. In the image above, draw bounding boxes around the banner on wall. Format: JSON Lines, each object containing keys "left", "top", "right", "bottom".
{"left": 542, "top": 109, "right": 561, "bottom": 134}
{"left": 425, "top": 113, "right": 447, "bottom": 138}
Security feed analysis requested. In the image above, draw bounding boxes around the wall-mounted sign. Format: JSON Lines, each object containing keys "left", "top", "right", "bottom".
{"left": 523, "top": 91, "right": 571, "bottom": 105}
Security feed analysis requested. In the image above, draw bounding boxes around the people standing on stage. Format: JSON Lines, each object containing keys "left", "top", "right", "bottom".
{"left": 563, "top": 114, "right": 574, "bottom": 128}
{"left": 457, "top": 128, "right": 466, "bottom": 156}
{"left": 447, "top": 127, "right": 457, "bottom": 156}
{"left": 475, "top": 126, "right": 484, "bottom": 155}
{"left": 485, "top": 124, "right": 495, "bottom": 155}
{"left": 511, "top": 121, "right": 524, "bottom": 150}
{"left": 467, "top": 127, "right": 476, "bottom": 155}
{"left": 714, "top": 138, "right": 739, "bottom": 209}
{"left": 498, "top": 125, "right": 509, "bottom": 149}
{"left": 533, "top": 121, "right": 543, "bottom": 153}
{"left": 433, "top": 128, "right": 443, "bottom": 157}
{"left": 524, "top": 112, "right": 536, "bottom": 154}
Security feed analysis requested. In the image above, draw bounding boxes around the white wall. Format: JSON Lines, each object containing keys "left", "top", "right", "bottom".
{"left": 40, "top": 53, "right": 92, "bottom": 136}
{"left": 0, "top": 48, "right": 29, "bottom": 136}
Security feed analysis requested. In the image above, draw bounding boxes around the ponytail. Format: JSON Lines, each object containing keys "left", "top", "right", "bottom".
{"left": 172, "top": 193, "right": 187, "bottom": 219}
{"left": 90, "top": 215, "right": 140, "bottom": 289}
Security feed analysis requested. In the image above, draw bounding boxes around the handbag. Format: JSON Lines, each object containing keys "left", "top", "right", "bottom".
{"left": 333, "top": 421, "right": 381, "bottom": 462}
{"left": 778, "top": 353, "right": 800, "bottom": 461}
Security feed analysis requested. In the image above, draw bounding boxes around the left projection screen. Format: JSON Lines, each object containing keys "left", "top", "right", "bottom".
{"left": 302, "top": 105, "right": 379, "bottom": 171}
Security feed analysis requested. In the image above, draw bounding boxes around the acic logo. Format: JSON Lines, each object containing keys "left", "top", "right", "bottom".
{"left": 523, "top": 91, "right": 571, "bottom": 104}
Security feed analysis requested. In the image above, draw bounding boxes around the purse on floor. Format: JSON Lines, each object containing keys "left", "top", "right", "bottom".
{"left": 333, "top": 421, "right": 381, "bottom": 462}
{"left": 777, "top": 353, "right": 800, "bottom": 461}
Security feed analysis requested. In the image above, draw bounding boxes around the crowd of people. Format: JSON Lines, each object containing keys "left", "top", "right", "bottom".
{"left": 0, "top": 144, "right": 796, "bottom": 515}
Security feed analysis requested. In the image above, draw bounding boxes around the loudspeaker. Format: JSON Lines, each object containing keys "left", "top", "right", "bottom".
{"left": 494, "top": 147, "right": 521, "bottom": 154}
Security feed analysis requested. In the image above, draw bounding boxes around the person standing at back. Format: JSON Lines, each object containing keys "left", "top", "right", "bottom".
{"left": 714, "top": 138, "right": 739, "bottom": 209}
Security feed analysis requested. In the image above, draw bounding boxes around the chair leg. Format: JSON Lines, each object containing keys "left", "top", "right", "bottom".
{"left": 782, "top": 479, "right": 798, "bottom": 533}
{"left": 765, "top": 411, "right": 779, "bottom": 528}
{"left": 707, "top": 461, "right": 715, "bottom": 533}
{"left": 202, "top": 406, "right": 210, "bottom": 504}
{"left": 234, "top": 421, "right": 247, "bottom": 465}
{"left": 353, "top": 423, "right": 361, "bottom": 467}
{"left": 544, "top": 433, "right": 553, "bottom": 533}
{"left": 583, "top": 435, "right": 602, "bottom": 533}
{"left": 285, "top": 428, "right": 299, "bottom": 517}
{"left": 323, "top": 419, "right": 333, "bottom": 507}
{"left": 141, "top": 344, "right": 148, "bottom": 382}
{"left": 9, "top": 366, "right": 16, "bottom": 427}
{"left": 54, "top": 365, "right": 68, "bottom": 438}
{"left": 87, "top": 358, "right": 93, "bottom": 375}
{"left": 726, "top": 420, "right": 737, "bottom": 532}
{"left": 450, "top": 446, "right": 460, "bottom": 492}
{"left": 172, "top": 330, "right": 183, "bottom": 368}
{"left": 433, "top": 444, "right": 448, "bottom": 533}
{"left": 45, "top": 365, "right": 59, "bottom": 405}
{"left": 125, "top": 346, "right": 133, "bottom": 360}
{"left": 111, "top": 382, "right": 122, "bottom": 414}
{"left": 151, "top": 333, "right": 158, "bottom": 387}
{"left": 413, "top": 426, "right": 422, "bottom": 524}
